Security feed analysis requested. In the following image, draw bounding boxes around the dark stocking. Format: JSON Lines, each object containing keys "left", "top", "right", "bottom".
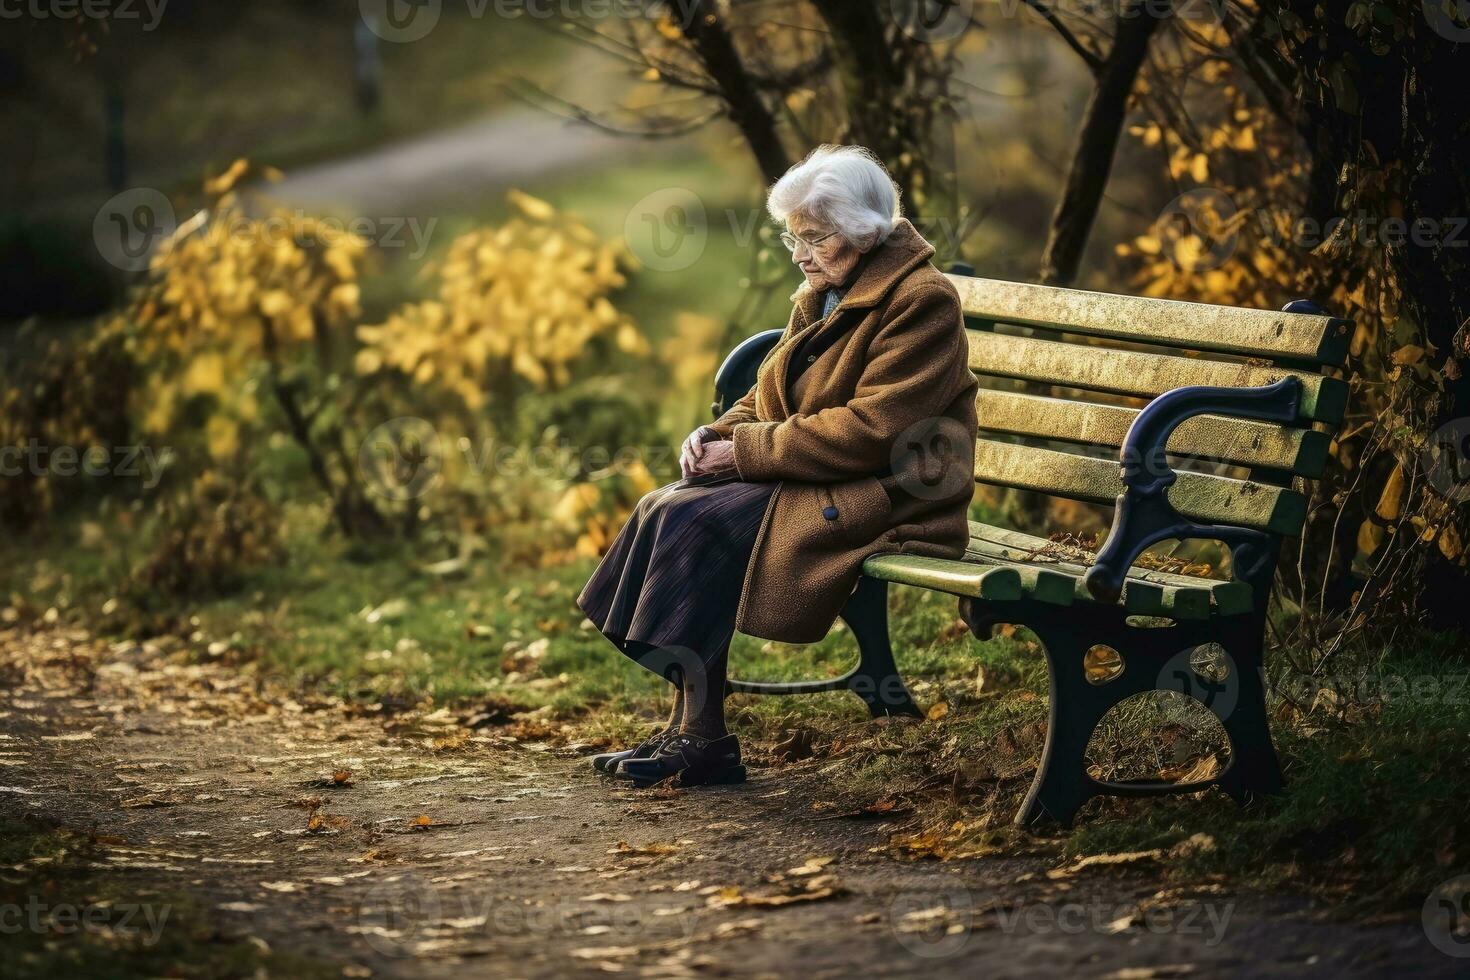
{"left": 626, "top": 639, "right": 687, "bottom": 734}
{"left": 679, "top": 641, "right": 729, "bottom": 740}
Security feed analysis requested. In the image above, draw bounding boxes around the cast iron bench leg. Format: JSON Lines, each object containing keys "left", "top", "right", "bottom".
{"left": 724, "top": 576, "right": 922, "bottom": 719}
{"left": 839, "top": 576, "right": 923, "bottom": 719}
{"left": 1014, "top": 627, "right": 1107, "bottom": 829}
{"left": 1211, "top": 629, "right": 1285, "bottom": 805}
{"left": 1011, "top": 615, "right": 1286, "bottom": 830}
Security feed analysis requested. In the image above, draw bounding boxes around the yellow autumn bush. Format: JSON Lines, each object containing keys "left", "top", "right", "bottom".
{"left": 355, "top": 189, "right": 648, "bottom": 414}
{"left": 113, "top": 160, "right": 366, "bottom": 464}
{"left": 11, "top": 166, "right": 671, "bottom": 572}
{"left": 104, "top": 162, "right": 394, "bottom": 546}
{"left": 354, "top": 190, "right": 664, "bottom": 564}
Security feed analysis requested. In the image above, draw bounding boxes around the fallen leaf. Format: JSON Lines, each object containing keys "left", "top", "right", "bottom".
{"left": 1048, "top": 849, "right": 1165, "bottom": 879}
{"left": 570, "top": 946, "right": 640, "bottom": 960}
{"left": 609, "top": 841, "right": 679, "bottom": 856}
{"left": 788, "top": 856, "right": 835, "bottom": 876}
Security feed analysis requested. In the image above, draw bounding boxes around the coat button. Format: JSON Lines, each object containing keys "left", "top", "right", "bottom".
{"left": 806, "top": 354, "right": 816, "bottom": 362}
{"left": 822, "top": 505, "right": 839, "bottom": 520}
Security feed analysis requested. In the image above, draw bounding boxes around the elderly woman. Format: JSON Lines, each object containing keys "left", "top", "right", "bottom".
{"left": 576, "top": 145, "right": 978, "bottom": 788}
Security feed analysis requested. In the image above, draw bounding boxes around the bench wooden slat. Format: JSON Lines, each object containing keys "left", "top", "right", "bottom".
{"left": 965, "top": 523, "right": 1254, "bottom": 618}
{"left": 975, "top": 390, "right": 1332, "bottom": 477}
{"left": 967, "top": 330, "right": 1347, "bottom": 425}
{"left": 949, "top": 274, "right": 1350, "bottom": 366}
{"left": 863, "top": 522, "right": 1253, "bottom": 620}
{"left": 861, "top": 556, "right": 1022, "bottom": 601}
{"left": 973, "top": 440, "right": 1308, "bottom": 536}
{"left": 969, "top": 524, "right": 1224, "bottom": 591}
{"left": 964, "top": 538, "right": 1205, "bottom": 617}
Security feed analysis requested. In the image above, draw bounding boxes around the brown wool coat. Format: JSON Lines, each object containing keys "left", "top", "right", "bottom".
{"left": 704, "top": 218, "right": 980, "bottom": 643}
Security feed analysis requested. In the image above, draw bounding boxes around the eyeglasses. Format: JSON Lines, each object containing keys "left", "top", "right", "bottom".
{"left": 779, "top": 229, "right": 840, "bottom": 254}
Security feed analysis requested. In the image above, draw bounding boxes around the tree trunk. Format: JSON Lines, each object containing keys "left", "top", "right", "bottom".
{"left": 809, "top": 0, "right": 913, "bottom": 197}
{"left": 1039, "top": 0, "right": 1172, "bottom": 286}
{"left": 671, "top": 0, "right": 792, "bottom": 183}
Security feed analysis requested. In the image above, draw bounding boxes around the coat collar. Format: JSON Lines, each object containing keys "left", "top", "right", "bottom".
{"left": 788, "top": 217, "right": 936, "bottom": 323}
{"left": 776, "top": 218, "right": 937, "bottom": 418}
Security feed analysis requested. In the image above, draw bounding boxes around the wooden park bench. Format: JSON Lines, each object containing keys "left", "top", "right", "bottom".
{"left": 710, "top": 271, "right": 1350, "bottom": 828}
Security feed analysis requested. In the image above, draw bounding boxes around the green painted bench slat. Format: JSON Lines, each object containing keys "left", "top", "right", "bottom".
{"left": 948, "top": 274, "right": 1351, "bottom": 366}
{"left": 862, "top": 521, "right": 1252, "bottom": 620}
{"left": 974, "top": 547, "right": 1195, "bottom": 619}
{"left": 967, "top": 330, "right": 1349, "bottom": 424}
{"left": 969, "top": 522, "right": 1246, "bottom": 592}
{"left": 861, "top": 555, "right": 1022, "bottom": 601}
{"left": 975, "top": 389, "right": 1332, "bottom": 477}
{"left": 973, "top": 440, "right": 1309, "bottom": 536}
{"left": 965, "top": 523, "right": 1249, "bottom": 618}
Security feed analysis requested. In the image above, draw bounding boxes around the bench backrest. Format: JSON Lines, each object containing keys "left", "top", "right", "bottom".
{"left": 951, "top": 274, "right": 1352, "bottom": 539}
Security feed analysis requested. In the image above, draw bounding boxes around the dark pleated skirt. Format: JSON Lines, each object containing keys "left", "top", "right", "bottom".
{"left": 575, "top": 471, "right": 779, "bottom": 669}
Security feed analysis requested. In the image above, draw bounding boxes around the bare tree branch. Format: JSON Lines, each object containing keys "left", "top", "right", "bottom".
{"left": 1021, "top": 0, "right": 1105, "bottom": 74}
{"left": 506, "top": 80, "right": 723, "bottom": 140}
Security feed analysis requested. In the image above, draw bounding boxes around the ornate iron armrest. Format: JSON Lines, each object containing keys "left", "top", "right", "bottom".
{"left": 710, "top": 327, "right": 784, "bottom": 418}
{"left": 1082, "top": 377, "right": 1303, "bottom": 603}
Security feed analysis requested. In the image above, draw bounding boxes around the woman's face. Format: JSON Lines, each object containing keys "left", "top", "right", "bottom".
{"left": 786, "top": 213, "right": 862, "bottom": 292}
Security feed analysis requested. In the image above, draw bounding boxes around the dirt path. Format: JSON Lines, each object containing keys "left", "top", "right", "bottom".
{"left": 268, "top": 108, "right": 634, "bottom": 215}
{"left": 0, "top": 626, "right": 1454, "bottom": 978}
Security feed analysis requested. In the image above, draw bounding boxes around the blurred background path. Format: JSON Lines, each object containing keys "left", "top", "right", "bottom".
{"left": 271, "top": 108, "right": 632, "bottom": 213}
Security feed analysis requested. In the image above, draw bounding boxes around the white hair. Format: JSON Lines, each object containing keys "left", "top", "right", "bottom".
{"left": 766, "top": 145, "right": 902, "bottom": 252}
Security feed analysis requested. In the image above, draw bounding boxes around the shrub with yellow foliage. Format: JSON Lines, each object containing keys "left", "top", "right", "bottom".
{"left": 356, "top": 190, "right": 648, "bottom": 427}
{"left": 105, "top": 159, "right": 387, "bottom": 538}
{"left": 353, "top": 190, "right": 666, "bottom": 564}
{"left": 8, "top": 171, "right": 672, "bottom": 577}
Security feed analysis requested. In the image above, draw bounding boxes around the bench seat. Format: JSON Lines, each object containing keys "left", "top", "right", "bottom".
{"left": 864, "top": 521, "right": 1254, "bottom": 621}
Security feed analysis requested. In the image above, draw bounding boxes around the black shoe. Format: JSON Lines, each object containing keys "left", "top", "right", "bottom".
{"left": 590, "top": 727, "right": 673, "bottom": 774}
{"left": 613, "top": 732, "right": 745, "bottom": 788}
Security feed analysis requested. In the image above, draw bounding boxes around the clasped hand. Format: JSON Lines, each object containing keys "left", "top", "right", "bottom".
{"left": 679, "top": 426, "right": 739, "bottom": 480}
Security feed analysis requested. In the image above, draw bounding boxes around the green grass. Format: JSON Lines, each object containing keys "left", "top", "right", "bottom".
{"left": 1066, "top": 638, "right": 1470, "bottom": 908}
{"left": 0, "top": 492, "right": 1016, "bottom": 728}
